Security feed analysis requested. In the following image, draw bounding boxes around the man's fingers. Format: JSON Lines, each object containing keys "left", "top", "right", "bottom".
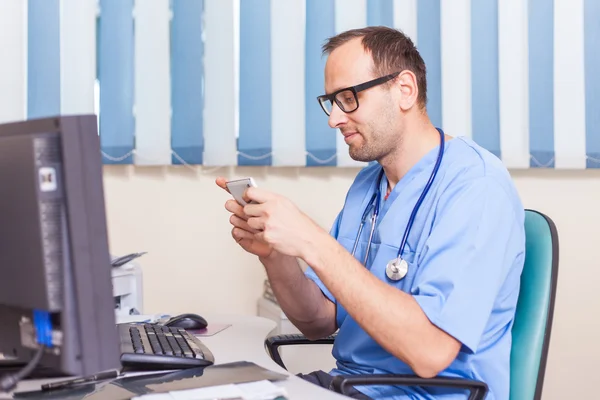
{"left": 225, "top": 199, "right": 247, "bottom": 220}
{"left": 244, "top": 186, "right": 274, "bottom": 204}
{"left": 247, "top": 216, "right": 265, "bottom": 231}
{"left": 242, "top": 203, "right": 261, "bottom": 217}
{"left": 215, "top": 177, "right": 230, "bottom": 193}
{"left": 225, "top": 199, "right": 242, "bottom": 212}
{"left": 229, "top": 215, "right": 258, "bottom": 233}
{"left": 232, "top": 227, "right": 254, "bottom": 242}
{"left": 254, "top": 230, "right": 267, "bottom": 244}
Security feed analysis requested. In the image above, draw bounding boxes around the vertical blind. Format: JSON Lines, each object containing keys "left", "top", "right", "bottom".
{"left": 0, "top": 0, "right": 598, "bottom": 169}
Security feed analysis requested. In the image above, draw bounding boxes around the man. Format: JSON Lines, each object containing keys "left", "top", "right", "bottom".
{"left": 216, "top": 26, "right": 525, "bottom": 400}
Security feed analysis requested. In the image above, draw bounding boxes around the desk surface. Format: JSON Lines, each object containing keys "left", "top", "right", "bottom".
{"left": 4, "top": 314, "right": 350, "bottom": 399}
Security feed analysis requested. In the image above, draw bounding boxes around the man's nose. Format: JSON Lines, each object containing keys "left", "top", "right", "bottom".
{"left": 328, "top": 103, "right": 348, "bottom": 129}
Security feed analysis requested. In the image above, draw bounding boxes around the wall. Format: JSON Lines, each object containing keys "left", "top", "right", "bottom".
{"left": 103, "top": 165, "right": 600, "bottom": 400}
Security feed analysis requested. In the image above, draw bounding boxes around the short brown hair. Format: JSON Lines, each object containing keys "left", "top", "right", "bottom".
{"left": 322, "top": 26, "right": 427, "bottom": 108}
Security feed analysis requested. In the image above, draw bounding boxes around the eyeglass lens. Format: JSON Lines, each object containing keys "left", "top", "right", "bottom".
{"left": 320, "top": 89, "right": 358, "bottom": 116}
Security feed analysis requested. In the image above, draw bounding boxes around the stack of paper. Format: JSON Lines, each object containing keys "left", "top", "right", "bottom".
{"left": 133, "top": 380, "right": 288, "bottom": 400}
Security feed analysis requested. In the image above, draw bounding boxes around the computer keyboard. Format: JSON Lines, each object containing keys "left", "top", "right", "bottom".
{"left": 118, "top": 323, "right": 215, "bottom": 370}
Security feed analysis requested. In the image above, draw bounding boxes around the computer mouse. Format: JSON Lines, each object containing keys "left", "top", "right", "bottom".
{"left": 164, "top": 313, "right": 208, "bottom": 330}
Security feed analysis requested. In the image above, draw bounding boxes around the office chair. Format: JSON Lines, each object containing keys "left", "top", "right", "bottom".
{"left": 265, "top": 209, "right": 559, "bottom": 400}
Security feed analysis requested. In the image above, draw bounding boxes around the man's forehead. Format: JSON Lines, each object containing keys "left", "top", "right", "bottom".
{"left": 324, "top": 39, "right": 374, "bottom": 93}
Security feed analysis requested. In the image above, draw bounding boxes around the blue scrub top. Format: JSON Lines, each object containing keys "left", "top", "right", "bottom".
{"left": 305, "top": 136, "right": 525, "bottom": 400}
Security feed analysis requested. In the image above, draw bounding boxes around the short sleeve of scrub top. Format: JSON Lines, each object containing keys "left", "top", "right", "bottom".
{"left": 304, "top": 212, "right": 342, "bottom": 304}
{"left": 411, "top": 177, "right": 524, "bottom": 353}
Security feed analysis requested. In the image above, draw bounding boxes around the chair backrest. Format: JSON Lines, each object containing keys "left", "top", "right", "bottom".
{"left": 509, "top": 209, "right": 559, "bottom": 400}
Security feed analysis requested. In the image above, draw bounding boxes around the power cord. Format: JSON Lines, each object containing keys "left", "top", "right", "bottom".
{"left": 0, "top": 345, "right": 46, "bottom": 392}
{"left": 0, "top": 310, "right": 52, "bottom": 393}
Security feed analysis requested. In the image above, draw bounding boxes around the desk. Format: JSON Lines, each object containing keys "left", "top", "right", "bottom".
{"left": 4, "top": 315, "right": 350, "bottom": 399}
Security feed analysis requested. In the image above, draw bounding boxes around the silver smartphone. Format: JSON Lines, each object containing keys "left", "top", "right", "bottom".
{"left": 225, "top": 177, "right": 257, "bottom": 206}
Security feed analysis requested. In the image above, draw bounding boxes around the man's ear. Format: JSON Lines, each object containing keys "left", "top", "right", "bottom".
{"left": 396, "top": 70, "right": 418, "bottom": 111}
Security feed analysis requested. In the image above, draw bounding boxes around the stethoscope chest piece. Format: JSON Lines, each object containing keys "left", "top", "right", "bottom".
{"left": 386, "top": 258, "right": 408, "bottom": 281}
{"left": 351, "top": 128, "right": 445, "bottom": 280}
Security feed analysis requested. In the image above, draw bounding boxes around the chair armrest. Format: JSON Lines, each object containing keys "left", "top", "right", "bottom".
{"left": 264, "top": 333, "right": 336, "bottom": 370}
{"left": 330, "top": 374, "right": 488, "bottom": 400}
{"left": 264, "top": 335, "right": 488, "bottom": 400}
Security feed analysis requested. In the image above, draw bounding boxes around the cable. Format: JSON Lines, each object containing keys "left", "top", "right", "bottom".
{"left": 0, "top": 310, "right": 51, "bottom": 393}
{"left": 0, "top": 345, "right": 46, "bottom": 392}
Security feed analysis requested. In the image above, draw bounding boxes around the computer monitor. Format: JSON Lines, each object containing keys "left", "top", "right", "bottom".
{"left": 0, "top": 115, "right": 120, "bottom": 382}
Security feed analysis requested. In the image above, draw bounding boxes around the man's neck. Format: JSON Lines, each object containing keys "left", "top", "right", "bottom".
{"left": 379, "top": 119, "right": 442, "bottom": 191}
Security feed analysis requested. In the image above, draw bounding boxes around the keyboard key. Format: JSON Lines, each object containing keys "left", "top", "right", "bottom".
{"left": 182, "top": 331, "right": 204, "bottom": 359}
{"left": 132, "top": 339, "right": 144, "bottom": 353}
{"left": 149, "top": 338, "right": 162, "bottom": 354}
{"left": 175, "top": 334, "right": 195, "bottom": 358}
{"left": 167, "top": 335, "right": 183, "bottom": 356}
{"left": 156, "top": 333, "right": 173, "bottom": 355}
{"left": 129, "top": 327, "right": 145, "bottom": 353}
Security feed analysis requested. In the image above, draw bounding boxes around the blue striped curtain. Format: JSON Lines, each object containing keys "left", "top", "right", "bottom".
{"left": 0, "top": 0, "right": 598, "bottom": 169}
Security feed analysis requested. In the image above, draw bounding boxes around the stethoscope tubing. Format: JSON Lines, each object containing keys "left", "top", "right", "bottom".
{"left": 351, "top": 128, "right": 445, "bottom": 277}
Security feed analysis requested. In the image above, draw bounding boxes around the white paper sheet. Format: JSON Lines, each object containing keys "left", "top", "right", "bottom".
{"left": 133, "top": 379, "right": 288, "bottom": 400}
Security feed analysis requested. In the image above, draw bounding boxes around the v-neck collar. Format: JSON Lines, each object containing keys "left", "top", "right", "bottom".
{"left": 377, "top": 136, "right": 453, "bottom": 223}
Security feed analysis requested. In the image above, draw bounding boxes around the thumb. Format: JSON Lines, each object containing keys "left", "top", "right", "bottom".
{"left": 215, "top": 177, "right": 230, "bottom": 193}
{"left": 245, "top": 186, "right": 275, "bottom": 204}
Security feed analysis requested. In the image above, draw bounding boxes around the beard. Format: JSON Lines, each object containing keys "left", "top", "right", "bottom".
{"left": 344, "top": 103, "right": 400, "bottom": 162}
{"left": 347, "top": 127, "right": 391, "bottom": 162}
{"left": 349, "top": 138, "right": 379, "bottom": 162}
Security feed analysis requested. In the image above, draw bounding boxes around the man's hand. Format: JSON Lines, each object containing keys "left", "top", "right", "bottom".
{"left": 217, "top": 177, "right": 337, "bottom": 339}
{"left": 216, "top": 177, "right": 274, "bottom": 259}
{"left": 241, "top": 187, "right": 325, "bottom": 260}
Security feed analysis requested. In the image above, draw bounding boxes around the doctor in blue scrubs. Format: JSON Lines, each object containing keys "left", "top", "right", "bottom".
{"left": 217, "top": 26, "right": 525, "bottom": 400}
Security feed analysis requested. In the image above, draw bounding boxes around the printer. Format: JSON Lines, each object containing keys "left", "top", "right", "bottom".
{"left": 112, "top": 260, "right": 144, "bottom": 321}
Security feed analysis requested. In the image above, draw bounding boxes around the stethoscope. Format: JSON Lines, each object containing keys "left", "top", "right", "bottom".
{"left": 351, "top": 128, "right": 445, "bottom": 281}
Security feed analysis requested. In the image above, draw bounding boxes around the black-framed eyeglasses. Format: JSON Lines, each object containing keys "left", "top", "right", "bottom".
{"left": 317, "top": 72, "right": 400, "bottom": 116}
